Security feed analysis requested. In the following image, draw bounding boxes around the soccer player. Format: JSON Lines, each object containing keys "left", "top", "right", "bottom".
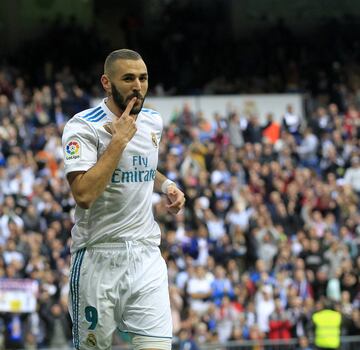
{"left": 62, "top": 49, "right": 185, "bottom": 350}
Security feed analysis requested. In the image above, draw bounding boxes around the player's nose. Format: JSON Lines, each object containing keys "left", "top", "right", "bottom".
{"left": 132, "top": 78, "right": 141, "bottom": 91}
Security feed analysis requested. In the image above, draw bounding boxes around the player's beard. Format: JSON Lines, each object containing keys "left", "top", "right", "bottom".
{"left": 111, "top": 83, "right": 145, "bottom": 115}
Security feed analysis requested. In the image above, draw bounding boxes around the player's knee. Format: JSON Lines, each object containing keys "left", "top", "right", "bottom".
{"left": 131, "top": 334, "right": 172, "bottom": 350}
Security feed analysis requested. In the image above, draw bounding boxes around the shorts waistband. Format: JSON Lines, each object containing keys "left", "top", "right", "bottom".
{"left": 86, "top": 241, "right": 152, "bottom": 250}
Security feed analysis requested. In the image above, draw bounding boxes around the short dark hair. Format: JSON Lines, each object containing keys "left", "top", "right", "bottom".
{"left": 104, "top": 49, "right": 143, "bottom": 76}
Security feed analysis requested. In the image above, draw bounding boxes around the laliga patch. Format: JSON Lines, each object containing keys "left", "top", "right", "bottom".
{"left": 65, "top": 139, "right": 81, "bottom": 160}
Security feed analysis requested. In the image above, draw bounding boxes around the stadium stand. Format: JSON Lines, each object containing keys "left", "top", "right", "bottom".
{"left": 0, "top": 7, "right": 359, "bottom": 350}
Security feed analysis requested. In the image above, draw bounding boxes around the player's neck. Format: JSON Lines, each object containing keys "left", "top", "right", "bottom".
{"left": 105, "top": 97, "right": 123, "bottom": 117}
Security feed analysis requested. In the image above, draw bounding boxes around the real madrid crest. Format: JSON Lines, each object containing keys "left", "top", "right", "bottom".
{"left": 86, "top": 333, "right": 97, "bottom": 347}
{"left": 151, "top": 132, "right": 158, "bottom": 148}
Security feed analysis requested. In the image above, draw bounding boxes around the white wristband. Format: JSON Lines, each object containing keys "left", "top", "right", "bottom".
{"left": 161, "top": 179, "right": 175, "bottom": 194}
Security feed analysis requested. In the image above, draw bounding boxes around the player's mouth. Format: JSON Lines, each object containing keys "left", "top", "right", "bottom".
{"left": 128, "top": 93, "right": 143, "bottom": 102}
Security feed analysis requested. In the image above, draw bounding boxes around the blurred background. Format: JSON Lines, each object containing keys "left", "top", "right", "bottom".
{"left": 0, "top": 0, "right": 359, "bottom": 349}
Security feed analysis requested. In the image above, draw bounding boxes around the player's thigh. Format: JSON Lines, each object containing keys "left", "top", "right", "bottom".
{"left": 69, "top": 248, "right": 117, "bottom": 350}
{"left": 120, "top": 246, "right": 172, "bottom": 338}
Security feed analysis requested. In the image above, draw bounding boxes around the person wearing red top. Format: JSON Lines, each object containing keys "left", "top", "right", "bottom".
{"left": 268, "top": 298, "right": 292, "bottom": 340}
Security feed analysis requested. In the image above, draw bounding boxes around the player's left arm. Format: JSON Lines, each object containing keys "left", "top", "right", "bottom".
{"left": 154, "top": 171, "right": 185, "bottom": 214}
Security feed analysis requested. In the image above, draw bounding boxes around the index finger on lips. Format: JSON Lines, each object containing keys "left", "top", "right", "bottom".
{"left": 124, "top": 97, "right": 137, "bottom": 116}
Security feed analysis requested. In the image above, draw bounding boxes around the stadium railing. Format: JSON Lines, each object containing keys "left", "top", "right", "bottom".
{"left": 188, "top": 335, "right": 360, "bottom": 350}
{"left": 7, "top": 336, "right": 360, "bottom": 350}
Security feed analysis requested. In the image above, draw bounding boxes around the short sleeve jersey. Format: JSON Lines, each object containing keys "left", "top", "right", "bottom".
{"left": 62, "top": 99, "right": 163, "bottom": 252}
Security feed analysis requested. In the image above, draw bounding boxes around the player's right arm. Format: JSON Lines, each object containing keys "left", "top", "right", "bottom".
{"left": 65, "top": 98, "right": 137, "bottom": 209}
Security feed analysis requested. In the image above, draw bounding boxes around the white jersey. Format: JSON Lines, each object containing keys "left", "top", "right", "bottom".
{"left": 62, "top": 99, "right": 163, "bottom": 252}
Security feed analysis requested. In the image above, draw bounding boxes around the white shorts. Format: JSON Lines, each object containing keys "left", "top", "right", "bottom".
{"left": 68, "top": 241, "right": 172, "bottom": 350}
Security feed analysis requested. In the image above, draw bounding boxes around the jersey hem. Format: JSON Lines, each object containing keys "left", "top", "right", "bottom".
{"left": 64, "top": 164, "right": 96, "bottom": 175}
{"left": 118, "top": 329, "right": 172, "bottom": 339}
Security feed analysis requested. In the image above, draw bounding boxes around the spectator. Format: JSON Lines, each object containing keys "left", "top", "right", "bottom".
{"left": 255, "top": 284, "right": 275, "bottom": 335}
{"left": 268, "top": 298, "right": 292, "bottom": 340}
{"left": 262, "top": 113, "right": 281, "bottom": 145}
{"left": 282, "top": 104, "right": 301, "bottom": 143}
{"left": 312, "top": 300, "right": 341, "bottom": 350}
{"left": 311, "top": 107, "right": 334, "bottom": 137}
{"left": 326, "top": 268, "right": 342, "bottom": 302}
{"left": 302, "top": 238, "right": 324, "bottom": 274}
{"left": 297, "top": 127, "right": 319, "bottom": 171}
{"left": 215, "top": 296, "right": 240, "bottom": 342}
{"left": 291, "top": 268, "right": 313, "bottom": 301}
{"left": 39, "top": 301, "right": 72, "bottom": 349}
{"left": 186, "top": 265, "right": 214, "bottom": 316}
{"left": 178, "top": 328, "right": 199, "bottom": 350}
{"left": 228, "top": 113, "right": 244, "bottom": 149}
{"left": 296, "top": 336, "right": 313, "bottom": 350}
{"left": 343, "top": 156, "right": 360, "bottom": 194}
{"left": 211, "top": 265, "right": 235, "bottom": 306}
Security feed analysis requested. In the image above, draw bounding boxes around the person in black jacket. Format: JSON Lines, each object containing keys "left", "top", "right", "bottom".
{"left": 40, "top": 299, "right": 72, "bottom": 348}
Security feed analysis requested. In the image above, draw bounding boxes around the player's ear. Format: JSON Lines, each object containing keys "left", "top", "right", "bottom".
{"left": 101, "top": 74, "right": 112, "bottom": 94}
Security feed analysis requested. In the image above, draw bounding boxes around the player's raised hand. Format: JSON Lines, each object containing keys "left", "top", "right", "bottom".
{"left": 105, "top": 97, "right": 137, "bottom": 145}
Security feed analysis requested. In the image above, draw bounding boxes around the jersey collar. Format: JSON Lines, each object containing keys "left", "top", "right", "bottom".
{"left": 101, "top": 98, "right": 117, "bottom": 120}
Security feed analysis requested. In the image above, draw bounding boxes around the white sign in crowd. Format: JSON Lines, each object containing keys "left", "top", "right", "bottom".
{"left": 0, "top": 279, "right": 39, "bottom": 313}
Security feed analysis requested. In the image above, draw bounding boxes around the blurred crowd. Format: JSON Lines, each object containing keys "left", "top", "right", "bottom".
{"left": 158, "top": 101, "right": 360, "bottom": 349}
{"left": 0, "top": 63, "right": 359, "bottom": 350}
